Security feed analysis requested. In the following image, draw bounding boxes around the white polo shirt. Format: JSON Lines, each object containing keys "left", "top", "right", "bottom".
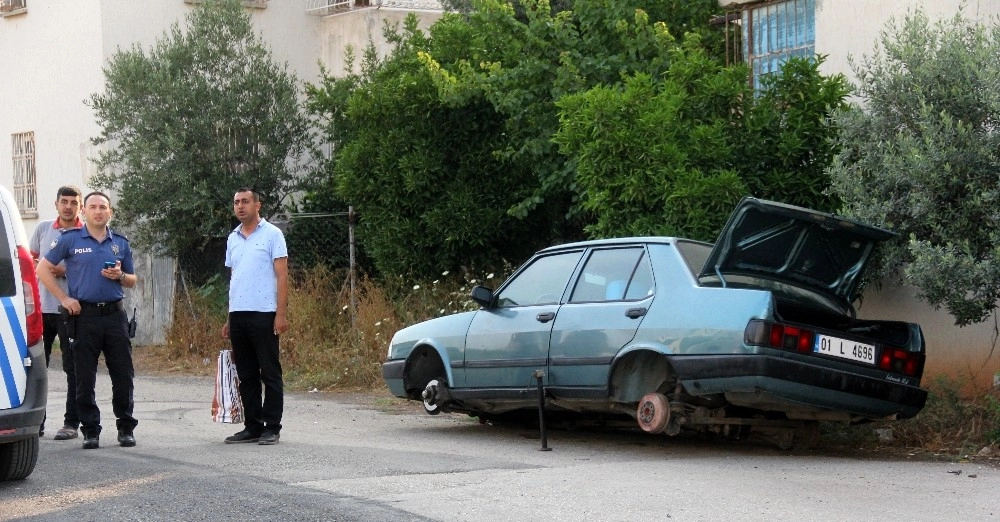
{"left": 225, "top": 218, "right": 287, "bottom": 312}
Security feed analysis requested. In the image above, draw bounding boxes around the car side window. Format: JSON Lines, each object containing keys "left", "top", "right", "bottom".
{"left": 495, "top": 251, "right": 583, "bottom": 308}
{"left": 624, "top": 252, "right": 654, "bottom": 300}
{"left": 569, "top": 247, "right": 646, "bottom": 303}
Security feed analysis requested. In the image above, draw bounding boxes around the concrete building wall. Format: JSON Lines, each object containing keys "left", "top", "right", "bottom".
{"left": 0, "top": 0, "right": 104, "bottom": 221}
{"left": 319, "top": 7, "right": 443, "bottom": 77}
{"left": 814, "top": 0, "right": 1000, "bottom": 89}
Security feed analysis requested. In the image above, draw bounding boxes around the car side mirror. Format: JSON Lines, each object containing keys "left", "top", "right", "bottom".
{"left": 470, "top": 285, "right": 494, "bottom": 308}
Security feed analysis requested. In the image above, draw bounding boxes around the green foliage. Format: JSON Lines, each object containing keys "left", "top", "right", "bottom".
{"left": 828, "top": 10, "right": 1000, "bottom": 326}
{"left": 745, "top": 56, "right": 851, "bottom": 211}
{"left": 555, "top": 36, "right": 849, "bottom": 240}
{"left": 423, "top": 0, "right": 724, "bottom": 223}
{"left": 308, "top": 17, "right": 544, "bottom": 279}
{"left": 88, "top": 0, "right": 313, "bottom": 255}
{"left": 308, "top": 0, "right": 729, "bottom": 278}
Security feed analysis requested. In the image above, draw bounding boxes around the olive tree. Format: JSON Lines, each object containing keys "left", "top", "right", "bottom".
{"left": 89, "top": 0, "right": 313, "bottom": 255}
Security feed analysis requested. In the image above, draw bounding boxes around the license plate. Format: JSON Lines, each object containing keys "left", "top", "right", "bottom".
{"left": 814, "top": 334, "right": 876, "bottom": 365}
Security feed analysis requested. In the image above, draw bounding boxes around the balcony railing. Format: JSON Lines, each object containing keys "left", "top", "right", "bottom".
{"left": 305, "top": 0, "right": 442, "bottom": 16}
{"left": 184, "top": 0, "right": 268, "bottom": 8}
{"left": 306, "top": 0, "right": 370, "bottom": 16}
{"left": 0, "top": 0, "right": 27, "bottom": 17}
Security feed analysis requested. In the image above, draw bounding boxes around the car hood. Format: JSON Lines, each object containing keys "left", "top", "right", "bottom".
{"left": 699, "top": 197, "right": 896, "bottom": 306}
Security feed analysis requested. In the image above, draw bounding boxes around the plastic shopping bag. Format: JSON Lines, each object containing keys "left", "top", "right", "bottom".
{"left": 211, "top": 349, "right": 244, "bottom": 423}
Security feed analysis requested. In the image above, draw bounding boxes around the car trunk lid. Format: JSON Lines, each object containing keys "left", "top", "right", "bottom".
{"left": 700, "top": 197, "right": 896, "bottom": 309}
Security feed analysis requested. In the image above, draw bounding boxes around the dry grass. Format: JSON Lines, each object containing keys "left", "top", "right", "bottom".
{"left": 875, "top": 377, "right": 1000, "bottom": 454}
{"left": 153, "top": 266, "right": 490, "bottom": 391}
{"left": 822, "top": 376, "right": 1000, "bottom": 461}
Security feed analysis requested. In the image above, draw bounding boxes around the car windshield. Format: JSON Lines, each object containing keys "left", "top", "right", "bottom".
{"left": 495, "top": 251, "right": 583, "bottom": 307}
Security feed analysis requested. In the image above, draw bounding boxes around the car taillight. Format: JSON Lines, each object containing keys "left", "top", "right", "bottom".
{"left": 746, "top": 319, "right": 812, "bottom": 353}
{"left": 878, "top": 347, "right": 925, "bottom": 377}
{"left": 17, "top": 245, "right": 43, "bottom": 346}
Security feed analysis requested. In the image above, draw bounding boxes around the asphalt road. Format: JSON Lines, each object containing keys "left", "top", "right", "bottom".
{"left": 0, "top": 364, "right": 997, "bottom": 521}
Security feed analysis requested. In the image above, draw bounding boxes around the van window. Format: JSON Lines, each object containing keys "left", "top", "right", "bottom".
{"left": 0, "top": 209, "right": 15, "bottom": 297}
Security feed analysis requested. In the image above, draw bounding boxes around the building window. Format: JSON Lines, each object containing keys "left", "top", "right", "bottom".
{"left": 11, "top": 132, "right": 37, "bottom": 217}
{"left": 743, "top": 0, "right": 815, "bottom": 88}
{"left": 0, "top": 0, "right": 27, "bottom": 17}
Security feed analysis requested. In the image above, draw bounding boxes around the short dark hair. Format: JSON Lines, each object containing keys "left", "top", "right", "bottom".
{"left": 234, "top": 187, "right": 260, "bottom": 203}
{"left": 84, "top": 191, "right": 112, "bottom": 207}
{"left": 56, "top": 185, "right": 82, "bottom": 200}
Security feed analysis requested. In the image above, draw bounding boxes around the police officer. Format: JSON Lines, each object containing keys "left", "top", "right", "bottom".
{"left": 36, "top": 191, "right": 138, "bottom": 450}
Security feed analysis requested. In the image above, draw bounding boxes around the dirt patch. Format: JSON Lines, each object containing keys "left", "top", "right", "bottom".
{"left": 133, "top": 345, "right": 216, "bottom": 377}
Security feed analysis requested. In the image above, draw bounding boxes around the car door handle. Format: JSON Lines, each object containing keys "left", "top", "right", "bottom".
{"left": 536, "top": 312, "right": 555, "bottom": 323}
{"left": 626, "top": 307, "right": 647, "bottom": 319}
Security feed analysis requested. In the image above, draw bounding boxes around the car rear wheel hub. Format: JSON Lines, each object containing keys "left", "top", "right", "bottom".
{"left": 636, "top": 392, "right": 670, "bottom": 434}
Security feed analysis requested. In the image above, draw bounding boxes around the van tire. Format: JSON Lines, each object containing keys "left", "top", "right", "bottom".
{"left": 0, "top": 435, "right": 39, "bottom": 481}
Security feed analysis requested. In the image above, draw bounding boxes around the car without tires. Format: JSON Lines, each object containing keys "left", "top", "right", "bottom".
{"left": 0, "top": 185, "right": 45, "bottom": 480}
{"left": 382, "top": 197, "right": 927, "bottom": 449}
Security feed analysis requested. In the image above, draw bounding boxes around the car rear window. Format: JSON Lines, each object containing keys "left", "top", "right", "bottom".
{"left": 0, "top": 209, "right": 15, "bottom": 297}
{"left": 675, "top": 240, "right": 712, "bottom": 278}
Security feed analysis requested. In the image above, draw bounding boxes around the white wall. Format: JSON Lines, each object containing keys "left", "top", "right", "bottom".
{"left": 319, "top": 7, "right": 443, "bottom": 77}
{"left": 0, "top": 0, "right": 104, "bottom": 222}
{"left": 815, "top": 0, "right": 1000, "bottom": 89}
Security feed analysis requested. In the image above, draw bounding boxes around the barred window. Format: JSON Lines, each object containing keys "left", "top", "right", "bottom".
{"left": 743, "top": 0, "right": 816, "bottom": 89}
{"left": 0, "top": 0, "right": 27, "bottom": 17}
{"left": 11, "top": 131, "right": 37, "bottom": 216}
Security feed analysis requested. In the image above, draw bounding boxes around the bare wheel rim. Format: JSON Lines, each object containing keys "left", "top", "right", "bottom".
{"left": 636, "top": 392, "right": 670, "bottom": 434}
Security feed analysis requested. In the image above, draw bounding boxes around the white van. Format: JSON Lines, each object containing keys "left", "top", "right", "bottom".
{"left": 0, "top": 185, "right": 45, "bottom": 480}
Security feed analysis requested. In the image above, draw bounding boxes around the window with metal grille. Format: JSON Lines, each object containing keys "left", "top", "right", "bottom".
{"left": 743, "top": 0, "right": 815, "bottom": 89}
{"left": 11, "top": 132, "right": 37, "bottom": 216}
{"left": 0, "top": 0, "right": 27, "bottom": 16}
{"left": 215, "top": 124, "right": 259, "bottom": 175}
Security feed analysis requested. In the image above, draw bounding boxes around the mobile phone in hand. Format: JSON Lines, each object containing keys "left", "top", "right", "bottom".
{"left": 104, "top": 261, "right": 116, "bottom": 269}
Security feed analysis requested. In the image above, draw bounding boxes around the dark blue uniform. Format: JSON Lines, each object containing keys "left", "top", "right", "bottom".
{"left": 45, "top": 226, "right": 137, "bottom": 440}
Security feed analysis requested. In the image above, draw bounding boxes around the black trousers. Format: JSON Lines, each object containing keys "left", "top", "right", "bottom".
{"left": 229, "top": 311, "right": 283, "bottom": 434}
{"left": 73, "top": 309, "right": 137, "bottom": 437}
{"left": 42, "top": 313, "right": 79, "bottom": 428}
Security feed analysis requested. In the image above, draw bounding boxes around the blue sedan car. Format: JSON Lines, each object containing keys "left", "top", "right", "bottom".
{"left": 382, "top": 198, "right": 927, "bottom": 448}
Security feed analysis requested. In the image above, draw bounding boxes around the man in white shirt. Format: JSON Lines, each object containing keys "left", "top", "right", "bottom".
{"left": 222, "top": 187, "right": 289, "bottom": 445}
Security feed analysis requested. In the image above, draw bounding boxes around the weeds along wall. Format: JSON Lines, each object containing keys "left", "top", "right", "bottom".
{"left": 167, "top": 211, "right": 382, "bottom": 389}
{"left": 165, "top": 210, "right": 494, "bottom": 390}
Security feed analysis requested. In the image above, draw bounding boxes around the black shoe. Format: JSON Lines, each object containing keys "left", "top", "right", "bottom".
{"left": 258, "top": 431, "right": 280, "bottom": 445}
{"left": 82, "top": 436, "right": 100, "bottom": 450}
{"left": 225, "top": 429, "right": 261, "bottom": 444}
{"left": 118, "top": 431, "right": 136, "bottom": 447}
